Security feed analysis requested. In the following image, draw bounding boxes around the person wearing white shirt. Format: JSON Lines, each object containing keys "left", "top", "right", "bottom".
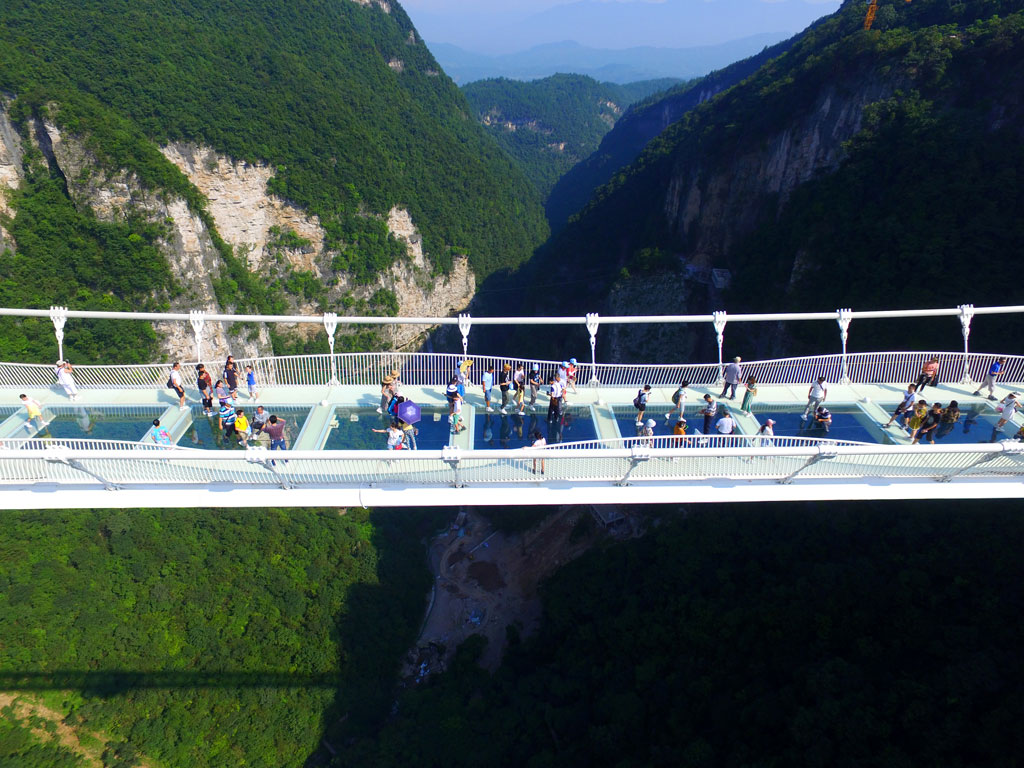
{"left": 802, "top": 376, "right": 828, "bottom": 420}
{"left": 716, "top": 410, "right": 736, "bottom": 435}
{"left": 547, "top": 376, "right": 564, "bottom": 424}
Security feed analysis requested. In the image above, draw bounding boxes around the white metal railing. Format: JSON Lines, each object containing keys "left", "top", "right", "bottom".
{"left": 0, "top": 442, "right": 1022, "bottom": 492}
{"left": 0, "top": 439, "right": 197, "bottom": 452}
{"left": 549, "top": 434, "right": 873, "bottom": 450}
{"left": 2, "top": 351, "right": 1023, "bottom": 391}
{"left": 8, "top": 303, "right": 1023, "bottom": 387}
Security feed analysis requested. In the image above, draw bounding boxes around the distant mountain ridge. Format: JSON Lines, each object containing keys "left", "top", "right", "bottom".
{"left": 429, "top": 35, "right": 785, "bottom": 84}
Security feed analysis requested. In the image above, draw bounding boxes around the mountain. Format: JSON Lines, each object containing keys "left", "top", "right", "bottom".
{"left": 410, "top": 0, "right": 841, "bottom": 54}
{"left": 472, "top": 0, "right": 1024, "bottom": 362}
{"left": 0, "top": 0, "right": 548, "bottom": 363}
{"left": 462, "top": 74, "right": 683, "bottom": 200}
{"left": 429, "top": 36, "right": 782, "bottom": 84}
{"left": 545, "top": 35, "right": 798, "bottom": 229}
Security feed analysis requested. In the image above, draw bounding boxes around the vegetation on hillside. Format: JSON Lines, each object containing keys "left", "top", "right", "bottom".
{"left": 0, "top": 0, "right": 548, "bottom": 361}
{"left": 0, "top": 508, "right": 446, "bottom": 768}
{"left": 340, "top": 502, "right": 1024, "bottom": 766}
{"left": 463, "top": 74, "right": 681, "bottom": 199}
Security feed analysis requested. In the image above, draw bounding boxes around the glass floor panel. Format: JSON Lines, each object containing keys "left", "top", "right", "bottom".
{"left": 752, "top": 405, "right": 889, "bottom": 444}
{"left": 478, "top": 405, "right": 597, "bottom": 448}
{"left": 181, "top": 405, "right": 311, "bottom": 450}
{"left": 36, "top": 405, "right": 165, "bottom": 441}
{"left": 881, "top": 403, "right": 1011, "bottom": 444}
{"left": 614, "top": 405, "right": 726, "bottom": 437}
{"left": 324, "top": 407, "right": 454, "bottom": 450}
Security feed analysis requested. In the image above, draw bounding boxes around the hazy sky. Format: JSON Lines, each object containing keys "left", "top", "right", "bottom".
{"left": 403, "top": 0, "right": 843, "bottom": 53}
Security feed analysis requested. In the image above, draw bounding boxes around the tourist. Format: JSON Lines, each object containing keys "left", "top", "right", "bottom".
{"left": 802, "top": 376, "right": 828, "bottom": 421}
{"left": 884, "top": 383, "right": 917, "bottom": 429}
{"left": 377, "top": 373, "right": 394, "bottom": 415}
{"left": 214, "top": 379, "right": 229, "bottom": 406}
{"left": 633, "top": 383, "right": 652, "bottom": 425}
{"left": 720, "top": 356, "right": 743, "bottom": 400}
{"left": 224, "top": 357, "right": 239, "bottom": 400}
{"left": 54, "top": 360, "right": 79, "bottom": 401}
{"left": 218, "top": 400, "right": 237, "bottom": 439}
{"left": 935, "top": 400, "right": 960, "bottom": 440}
{"left": 147, "top": 418, "right": 172, "bottom": 446}
{"left": 740, "top": 376, "right": 758, "bottom": 415}
{"left": 372, "top": 421, "right": 405, "bottom": 450}
{"left": 715, "top": 408, "right": 736, "bottom": 435}
{"left": 529, "top": 428, "right": 546, "bottom": 474}
{"left": 528, "top": 363, "right": 542, "bottom": 412}
{"left": 914, "top": 403, "right": 944, "bottom": 445}
{"left": 245, "top": 364, "right": 258, "bottom": 400}
{"left": 196, "top": 364, "right": 213, "bottom": 415}
{"left": 993, "top": 392, "right": 1022, "bottom": 434}
{"left": 389, "top": 369, "right": 402, "bottom": 396}
{"left": 264, "top": 415, "right": 288, "bottom": 461}
{"left": 456, "top": 359, "right": 471, "bottom": 398}
{"left": 814, "top": 406, "right": 832, "bottom": 434}
{"left": 548, "top": 374, "right": 564, "bottom": 424}
{"left": 19, "top": 394, "right": 46, "bottom": 432}
{"left": 482, "top": 365, "right": 495, "bottom": 413}
{"left": 451, "top": 391, "right": 466, "bottom": 433}
{"left": 235, "top": 408, "right": 251, "bottom": 446}
{"left": 756, "top": 418, "right": 775, "bottom": 447}
{"left": 973, "top": 356, "right": 1007, "bottom": 401}
{"left": 566, "top": 358, "right": 578, "bottom": 395}
{"left": 914, "top": 356, "right": 940, "bottom": 395}
{"left": 400, "top": 419, "right": 418, "bottom": 450}
{"left": 167, "top": 362, "right": 186, "bottom": 410}
{"left": 513, "top": 363, "right": 526, "bottom": 415}
{"left": 498, "top": 363, "right": 512, "bottom": 414}
{"left": 700, "top": 394, "right": 717, "bottom": 435}
{"left": 665, "top": 380, "right": 689, "bottom": 422}
{"left": 251, "top": 405, "right": 269, "bottom": 436}
{"left": 673, "top": 418, "right": 688, "bottom": 438}
{"left": 907, "top": 400, "right": 928, "bottom": 442}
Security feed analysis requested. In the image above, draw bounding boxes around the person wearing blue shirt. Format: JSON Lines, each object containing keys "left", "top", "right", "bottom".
{"left": 974, "top": 356, "right": 1007, "bottom": 401}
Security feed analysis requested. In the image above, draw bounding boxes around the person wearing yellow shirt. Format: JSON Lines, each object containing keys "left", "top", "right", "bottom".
{"left": 234, "top": 409, "right": 251, "bottom": 446}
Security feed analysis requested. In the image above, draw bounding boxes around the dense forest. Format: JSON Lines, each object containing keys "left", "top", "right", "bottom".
{"left": 462, "top": 74, "right": 681, "bottom": 199}
{"left": 0, "top": 508, "right": 446, "bottom": 767}
{"left": 471, "top": 0, "right": 1024, "bottom": 360}
{"left": 0, "top": 0, "right": 548, "bottom": 361}
{"left": 340, "top": 502, "right": 1024, "bottom": 766}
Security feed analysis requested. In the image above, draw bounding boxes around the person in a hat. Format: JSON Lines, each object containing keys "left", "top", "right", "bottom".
{"left": 566, "top": 358, "right": 578, "bottom": 394}
{"left": 54, "top": 360, "right": 79, "bottom": 401}
{"left": 378, "top": 374, "right": 394, "bottom": 414}
{"left": 757, "top": 418, "right": 776, "bottom": 447}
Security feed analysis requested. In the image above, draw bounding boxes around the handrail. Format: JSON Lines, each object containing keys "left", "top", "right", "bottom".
{"left": 2, "top": 350, "right": 1023, "bottom": 389}
{"left": 548, "top": 434, "right": 873, "bottom": 450}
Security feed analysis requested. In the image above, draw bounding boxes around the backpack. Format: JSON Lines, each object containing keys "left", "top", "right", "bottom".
{"left": 633, "top": 390, "right": 644, "bottom": 409}
{"left": 671, "top": 388, "right": 683, "bottom": 405}
{"left": 166, "top": 375, "right": 175, "bottom": 389}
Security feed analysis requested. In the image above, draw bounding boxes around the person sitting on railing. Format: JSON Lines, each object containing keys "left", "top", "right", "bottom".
{"left": 884, "top": 384, "right": 917, "bottom": 429}
{"left": 802, "top": 376, "right": 828, "bottom": 421}
{"left": 915, "top": 356, "right": 940, "bottom": 395}
{"left": 715, "top": 408, "right": 735, "bottom": 436}
{"left": 147, "top": 418, "right": 172, "bottom": 447}
{"left": 54, "top": 360, "right": 79, "bottom": 402}
{"left": 973, "top": 357, "right": 1007, "bottom": 401}
{"left": 813, "top": 406, "right": 832, "bottom": 434}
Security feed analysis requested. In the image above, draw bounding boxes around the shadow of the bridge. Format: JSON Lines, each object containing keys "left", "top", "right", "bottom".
{"left": 0, "top": 670, "right": 340, "bottom": 694}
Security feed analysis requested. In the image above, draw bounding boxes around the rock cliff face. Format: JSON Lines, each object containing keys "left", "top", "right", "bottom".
{"left": 0, "top": 105, "right": 476, "bottom": 361}
{"left": 663, "top": 76, "right": 900, "bottom": 266}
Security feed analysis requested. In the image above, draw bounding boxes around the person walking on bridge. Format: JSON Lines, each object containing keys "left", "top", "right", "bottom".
{"left": 802, "top": 376, "right": 828, "bottom": 421}
{"left": 528, "top": 363, "right": 541, "bottom": 412}
{"left": 196, "top": 364, "right": 213, "bottom": 416}
{"left": 720, "top": 357, "right": 743, "bottom": 400}
{"left": 973, "top": 356, "right": 1007, "bottom": 401}
{"left": 884, "top": 384, "right": 917, "bottom": 429}
{"left": 19, "top": 394, "right": 46, "bottom": 432}
{"left": 167, "top": 362, "right": 186, "bottom": 410}
{"left": 665, "top": 381, "right": 689, "bottom": 422}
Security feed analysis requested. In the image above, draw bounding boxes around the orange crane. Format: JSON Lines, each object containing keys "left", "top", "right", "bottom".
{"left": 864, "top": 0, "right": 911, "bottom": 30}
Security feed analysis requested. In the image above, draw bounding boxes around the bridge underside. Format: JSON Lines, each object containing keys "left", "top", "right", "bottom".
{"left": 2, "top": 476, "right": 1020, "bottom": 510}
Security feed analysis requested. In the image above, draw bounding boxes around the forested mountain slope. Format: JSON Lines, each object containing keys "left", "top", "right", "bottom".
{"left": 544, "top": 35, "right": 797, "bottom": 230}
{"left": 0, "top": 0, "right": 547, "bottom": 362}
{"left": 463, "top": 74, "right": 681, "bottom": 200}
{"left": 475, "top": 0, "right": 1024, "bottom": 361}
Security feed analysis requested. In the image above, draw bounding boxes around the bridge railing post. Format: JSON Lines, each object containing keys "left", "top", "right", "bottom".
{"left": 442, "top": 445, "right": 463, "bottom": 488}
{"left": 189, "top": 309, "right": 206, "bottom": 366}
{"left": 713, "top": 311, "right": 727, "bottom": 385}
{"left": 958, "top": 304, "right": 975, "bottom": 385}
{"left": 49, "top": 305, "right": 68, "bottom": 363}
{"left": 323, "top": 312, "right": 339, "bottom": 385}
{"left": 458, "top": 314, "right": 472, "bottom": 361}
{"left": 586, "top": 312, "right": 600, "bottom": 390}
{"left": 837, "top": 308, "right": 852, "bottom": 385}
